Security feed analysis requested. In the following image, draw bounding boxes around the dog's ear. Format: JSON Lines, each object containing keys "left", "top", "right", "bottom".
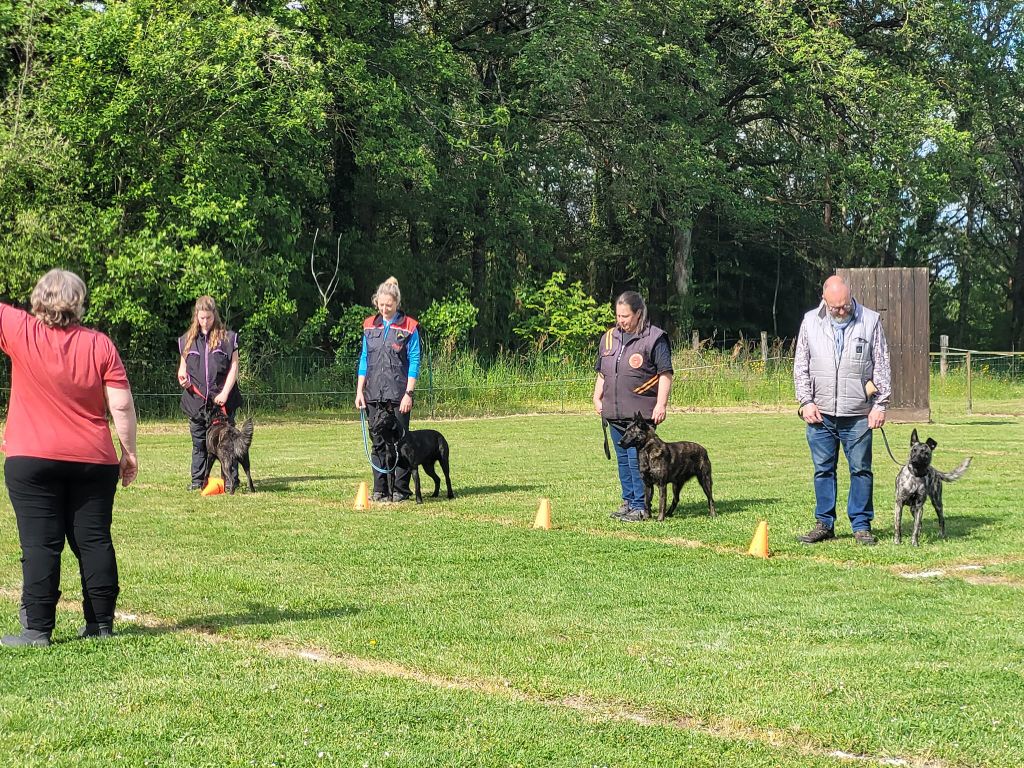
{"left": 910, "top": 428, "right": 919, "bottom": 445}
{"left": 926, "top": 437, "right": 937, "bottom": 449}
{"left": 634, "top": 411, "right": 644, "bottom": 424}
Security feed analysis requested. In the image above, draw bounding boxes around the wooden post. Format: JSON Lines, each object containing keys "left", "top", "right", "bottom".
{"left": 760, "top": 331, "right": 769, "bottom": 365}
{"left": 691, "top": 330, "right": 700, "bottom": 351}
{"left": 965, "top": 349, "right": 972, "bottom": 415}
{"left": 939, "top": 335, "right": 948, "bottom": 380}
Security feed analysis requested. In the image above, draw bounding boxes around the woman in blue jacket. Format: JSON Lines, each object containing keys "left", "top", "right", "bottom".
{"left": 355, "top": 277, "right": 421, "bottom": 502}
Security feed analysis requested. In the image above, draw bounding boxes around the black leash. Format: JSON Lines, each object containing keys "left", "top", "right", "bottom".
{"left": 878, "top": 425, "right": 904, "bottom": 467}
{"left": 601, "top": 417, "right": 611, "bottom": 460}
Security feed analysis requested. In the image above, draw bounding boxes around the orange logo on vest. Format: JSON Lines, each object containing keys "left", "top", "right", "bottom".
{"left": 628, "top": 353, "right": 644, "bottom": 369}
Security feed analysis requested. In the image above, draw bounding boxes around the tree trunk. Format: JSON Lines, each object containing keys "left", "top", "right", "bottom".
{"left": 955, "top": 196, "right": 975, "bottom": 346}
{"left": 671, "top": 223, "right": 692, "bottom": 302}
{"left": 1010, "top": 196, "right": 1024, "bottom": 351}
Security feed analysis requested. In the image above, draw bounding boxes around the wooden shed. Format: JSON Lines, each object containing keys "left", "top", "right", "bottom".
{"left": 836, "top": 267, "right": 930, "bottom": 422}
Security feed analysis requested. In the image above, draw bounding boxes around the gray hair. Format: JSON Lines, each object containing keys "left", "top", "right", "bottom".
{"left": 615, "top": 290, "right": 648, "bottom": 331}
{"left": 372, "top": 276, "right": 401, "bottom": 309}
{"left": 31, "top": 269, "right": 87, "bottom": 328}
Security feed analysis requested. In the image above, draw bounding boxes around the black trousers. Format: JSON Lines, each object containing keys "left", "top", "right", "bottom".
{"left": 366, "top": 401, "right": 411, "bottom": 496}
{"left": 4, "top": 457, "right": 120, "bottom": 633}
{"left": 188, "top": 410, "right": 239, "bottom": 487}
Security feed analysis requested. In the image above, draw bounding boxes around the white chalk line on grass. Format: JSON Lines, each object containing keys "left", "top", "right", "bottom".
{"left": 0, "top": 586, "right": 948, "bottom": 768}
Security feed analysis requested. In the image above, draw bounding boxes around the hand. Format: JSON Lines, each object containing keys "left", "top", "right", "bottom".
{"left": 652, "top": 403, "right": 667, "bottom": 424}
{"left": 800, "top": 402, "right": 823, "bottom": 424}
{"left": 593, "top": 397, "right": 603, "bottom": 416}
{"left": 178, "top": 371, "right": 189, "bottom": 387}
{"left": 213, "top": 392, "right": 227, "bottom": 407}
{"left": 868, "top": 408, "right": 886, "bottom": 429}
{"left": 399, "top": 393, "right": 413, "bottom": 414}
{"left": 355, "top": 391, "right": 366, "bottom": 410}
{"left": 119, "top": 452, "right": 138, "bottom": 487}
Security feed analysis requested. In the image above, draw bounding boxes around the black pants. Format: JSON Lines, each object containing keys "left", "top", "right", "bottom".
{"left": 4, "top": 457, "right": 120, "bottom": 633}
{"left": 366, "top": 401, "right": 411, "bottom": 497}
{"left": 188, "top": 410, "right": 239, "bottom": 487}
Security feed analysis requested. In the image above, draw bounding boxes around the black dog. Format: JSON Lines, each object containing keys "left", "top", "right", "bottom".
{"left": 202, "top": 402, "right": 255, "bottom": 494}
{"left": 893, "top": 428, "right": 970, "bottom": 546}
{"left": 617, "top": 412, "right": 715, "bottom": 521}
{"left": 370, "top": 405, "right": 454, "bottom": 504}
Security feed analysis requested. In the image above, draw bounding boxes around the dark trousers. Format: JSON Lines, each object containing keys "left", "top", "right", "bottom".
{"left": 4, "top": 457, "right": 120, "bottom": 633}
{"left": 189, "top": 410, "right": 239, "bottom": 487}
{"left": 366, "top": 401, "right": 411, "bottom": 496}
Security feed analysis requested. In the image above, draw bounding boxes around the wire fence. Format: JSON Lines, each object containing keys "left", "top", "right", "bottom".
{"left": 0, "top": 346, "right": 1021, "bottom": 420}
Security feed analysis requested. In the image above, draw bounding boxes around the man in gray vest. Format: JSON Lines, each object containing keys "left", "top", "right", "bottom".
{"left": 794, "top": 276, "right": 891, "bottom": 546}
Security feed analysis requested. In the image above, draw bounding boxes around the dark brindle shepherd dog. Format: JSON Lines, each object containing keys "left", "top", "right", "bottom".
{"left": 617, "top": 412, "right": 716, "bottom": 521}
{"left": 201, "top": 401, "right": 255, "bottom": 494}
{"left": 893, "top": 428, "right": 971, "bottom": 546}
{"left": 370, "top": 404, "right": 454, "bottom": 504}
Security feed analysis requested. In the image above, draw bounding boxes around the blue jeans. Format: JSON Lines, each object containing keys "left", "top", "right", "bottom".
{"left": 806, "top": 415, "right": 874, "bottom": 532}
{"left": 609, "top": 421, "right": 646, "bottom": 510}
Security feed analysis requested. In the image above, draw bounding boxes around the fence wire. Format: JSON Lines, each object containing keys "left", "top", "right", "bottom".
{"left": 1, "top": 349, "right": 1020, "bottom": 419}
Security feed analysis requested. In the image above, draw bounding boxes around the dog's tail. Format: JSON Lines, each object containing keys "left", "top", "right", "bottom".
{"left": 935, "top": 456, "right": 971, "bottom": 482}
{"left": 234, "top": 419, "right": 255, "bottom": 460}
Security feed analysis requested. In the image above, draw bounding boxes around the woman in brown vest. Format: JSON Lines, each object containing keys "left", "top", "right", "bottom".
{"left": 592, "top": 292, "right": 674, "bottom": 522}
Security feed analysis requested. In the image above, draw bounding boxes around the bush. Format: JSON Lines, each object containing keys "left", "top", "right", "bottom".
{"left": 512, "top": 272, "right": 613, "bottom": 357}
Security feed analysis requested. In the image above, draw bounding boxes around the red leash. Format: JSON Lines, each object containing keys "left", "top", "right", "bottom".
{"left": 185, "top": 379, "right": 227, "bottom": 415}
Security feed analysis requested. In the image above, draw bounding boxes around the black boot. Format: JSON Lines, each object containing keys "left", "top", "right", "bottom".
{"left": 2, "top": 629, "right": 52, "bottom": 648}
{"left": 78, "top": 622, "right": 115, "bottom": 639}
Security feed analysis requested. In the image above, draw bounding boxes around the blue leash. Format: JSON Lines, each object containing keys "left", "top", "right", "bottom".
{"left": 358, "top": 407, "right": 399, "bottom": 475}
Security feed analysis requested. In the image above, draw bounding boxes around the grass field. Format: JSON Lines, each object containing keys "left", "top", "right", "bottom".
{"left": 1, "top": 410, "right": 1022, "bottom": 767}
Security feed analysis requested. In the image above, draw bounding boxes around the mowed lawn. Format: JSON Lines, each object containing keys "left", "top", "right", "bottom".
{"left": 1, "top": 411, "right": 1022, "bottom": 767}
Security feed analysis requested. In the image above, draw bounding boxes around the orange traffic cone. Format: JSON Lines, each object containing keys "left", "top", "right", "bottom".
{"left": 748, "top": 520, "right": 769, "bottom": 558}
{"left": 533, "top": 498, "right": 552, "bottom": 530}
{"left": 201, "top": 477, "right": 225, "bottom": 496}
{"left": 354, "top": 481, "right": 370, "bottom": 510}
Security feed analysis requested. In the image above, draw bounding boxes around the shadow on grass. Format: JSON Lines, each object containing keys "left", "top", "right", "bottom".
{"left": 124, "top": 602, "right": 360, "bottom": 636}
{"left": 452, "top": 483, "right": 541, "bottom": 497}
{"left": 875, "top": 512, "right": 1002, "bottom": 542}
{"left": 692, "top": 496, "right": 780, "bottom": 516}
{"left": 256, "top": 475, "right": 351, "bottom": 491}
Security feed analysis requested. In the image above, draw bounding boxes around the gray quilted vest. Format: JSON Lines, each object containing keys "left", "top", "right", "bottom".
{"left": 802, "top": 301, "right": 882, "bottom": 417}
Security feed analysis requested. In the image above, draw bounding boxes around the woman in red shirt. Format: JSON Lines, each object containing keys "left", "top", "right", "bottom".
{"left": 1, "top": 270, "right": 138, "bottom": 647}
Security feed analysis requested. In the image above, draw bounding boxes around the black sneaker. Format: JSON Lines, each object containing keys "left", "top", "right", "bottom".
{"left": 392, "top": 492, "right": 411, "bottom": 503}
{"left": 853, "top": 530, "right": 877, "bottom": 546}
{"left": 188, "top": 482, "right": 203, "bottom": 491}
{"left": 798, "top": 522, "right": 836, "bottom": 544}
{"left": 1, "top": 629, "right": 51, "bottom": 648}
{"left": 370, "top": 491, "right": 388, "bottom": 502}
{"left": 79, "top": 622, "right": 115, "bottom": 639}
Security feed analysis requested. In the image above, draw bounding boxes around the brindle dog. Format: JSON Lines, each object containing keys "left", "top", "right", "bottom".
{"left": 617, "top": 412, "right": 716, "bottom": 521}
{"left": 201, "top": 401, "right": 256, "bottom": 494}
{"left": 894, "top": 428, "right": 970, "bottom": 546}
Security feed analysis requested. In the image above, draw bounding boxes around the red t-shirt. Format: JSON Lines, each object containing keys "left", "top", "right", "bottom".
{"left": 0, "top": 304, "right": 130, "bottom": 464}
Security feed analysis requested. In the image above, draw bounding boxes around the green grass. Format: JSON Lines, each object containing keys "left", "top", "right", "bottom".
{"left": 2, "top": 412, "right": 1023, "bottom": 766}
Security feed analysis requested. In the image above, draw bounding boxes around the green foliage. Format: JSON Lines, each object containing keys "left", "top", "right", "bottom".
{"left": 330, "top": 304, "right": 375, "bottom": 363}
{"left": 0, "top": 0, "right": 1017, "bottom": 355}
{"left": 512, "top": 272, "right": 613, "bottom": 357}
{"left": 419, "top": 288, "right": 479, "bottom": 354}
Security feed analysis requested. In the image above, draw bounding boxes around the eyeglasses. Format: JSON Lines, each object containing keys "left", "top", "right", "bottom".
{"left": 824, "top": 301, "right": 852, "bottom": 315}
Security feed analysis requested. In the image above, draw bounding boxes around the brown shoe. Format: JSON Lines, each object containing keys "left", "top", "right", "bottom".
{"left": 853, "top": 530, "right": 877, "bottom": 546}
{"left": 798, "top": 522, "right": 836, "bottom": 544}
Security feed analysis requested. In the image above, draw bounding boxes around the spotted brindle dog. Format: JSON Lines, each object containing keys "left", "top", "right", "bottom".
{"left": 618, "top": 412, "right": 716, "bottom": 522}
{"left": 893, "top": 428, "right": 971, "bottom": 546}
